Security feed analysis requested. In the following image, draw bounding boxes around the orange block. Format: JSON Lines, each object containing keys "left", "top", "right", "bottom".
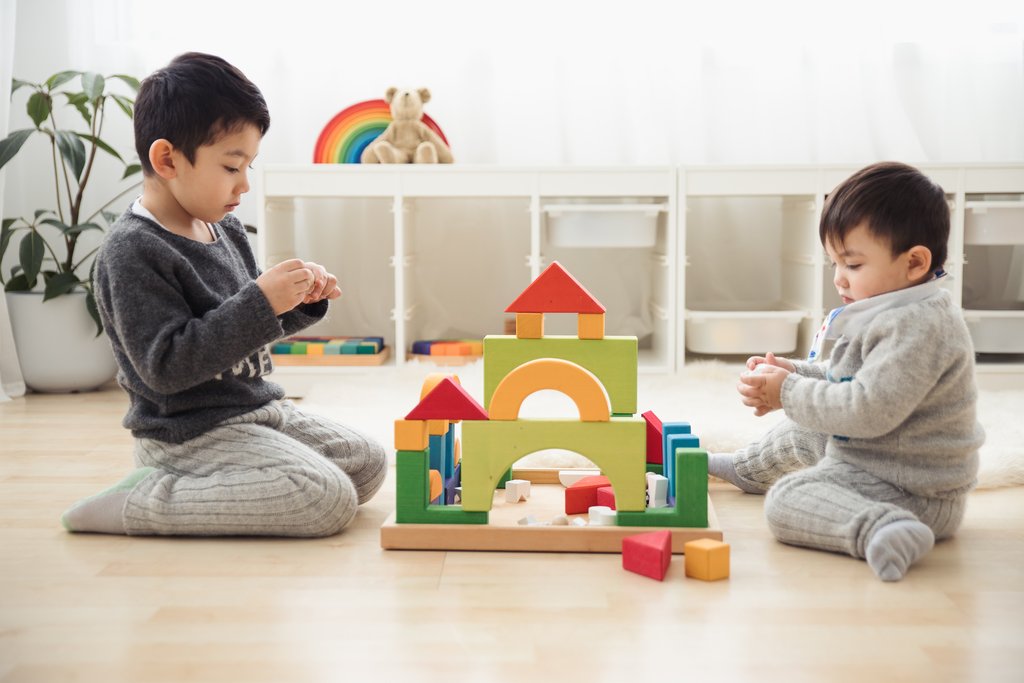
{"left": 684, "top": 538, "right": 730, "bottom": 581}
{"left": 427, "top": 419, "right": 450, "bottom": 436}
{"left": 488, "top": 358, "right": 610, "bottom": 421}
{"left": 306, "top": 343, "right": 326, "bottom": 355}
{"left": 394, "top": 419, "right": 429, "bottom": 451}
{"left": 429, "top": 469, "right": 442, "bottom": 502}
{"left": 577, "top": 313, "right": 605, "bottom": 340}
{"left": 516, "top": 312, "right": 544, "bottom": 339}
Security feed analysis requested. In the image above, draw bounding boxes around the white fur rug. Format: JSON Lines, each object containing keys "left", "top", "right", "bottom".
{"left": 299, "top": 360, "right": 1024, "bottom": 490}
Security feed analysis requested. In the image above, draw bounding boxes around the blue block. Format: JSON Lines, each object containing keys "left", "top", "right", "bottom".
{"left": 666, "top": 433, "right": 700, "bottom": 498}
{"left": 429, "top": 434, "right": 445, "bottom": 475}
{"left": 444, "top": 423, "right": 456, "bottom": 480}
{"left": 661, "top": 422, "right": 691, "bottom": 490}
{"left": 412, "top": 340, "right": 436, "bottom": 355}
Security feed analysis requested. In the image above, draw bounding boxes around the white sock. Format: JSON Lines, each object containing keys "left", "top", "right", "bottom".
{"left": 61, "top": 467, "right": 156, "bottom": 534}
{"left": 866, "top": 519, "right": 935, "bottom": 582}
{"left": 707, "top": 452, "right": 765, "bottom": 494}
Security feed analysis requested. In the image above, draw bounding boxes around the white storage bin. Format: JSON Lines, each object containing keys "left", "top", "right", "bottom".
{"left": 965, "top": 202, "right": 1024, "bottom": 245}
{"left": 544, "top": 203, "right": 664, "bottom": 248}
{"left": 963, "top": 311, "right": 1024, "bottom": 354}
{"left": 685, "top": 308, "right": 806, "bottom": 355}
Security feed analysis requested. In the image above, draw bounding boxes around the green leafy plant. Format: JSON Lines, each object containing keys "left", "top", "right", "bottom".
{"left": 0, "top": 70, "right": 142, "bottom": 334}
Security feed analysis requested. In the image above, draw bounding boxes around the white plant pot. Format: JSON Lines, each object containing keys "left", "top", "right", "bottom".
{"left": 5, "top": 291, "right": 118, "bottom": 393}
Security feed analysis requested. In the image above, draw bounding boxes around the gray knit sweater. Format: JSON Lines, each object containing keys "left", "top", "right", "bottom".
{"left": 94, "top": 209, "right": 327, "bottom": 443}
{"left": 783, "top": 289, "right": 984, "bottom": 498}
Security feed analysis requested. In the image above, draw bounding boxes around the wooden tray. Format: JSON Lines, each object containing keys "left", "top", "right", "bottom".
{"left": 271, "top": 346, "right": 390, "bottom": 367}
{"left": 380, "top": 468, "right": 722, "bottom": 554}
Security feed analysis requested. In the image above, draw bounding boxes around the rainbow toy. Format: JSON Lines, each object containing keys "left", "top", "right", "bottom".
{"left": 313, "top": 99, "right": 449, "bottom": 164}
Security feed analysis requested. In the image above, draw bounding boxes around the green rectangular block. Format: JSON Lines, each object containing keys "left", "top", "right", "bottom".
{"left": 483, "top": 335, "right": 637, "bottom": 415}
{"left": 290, "top": 342, "right": 307, "bottom": 354}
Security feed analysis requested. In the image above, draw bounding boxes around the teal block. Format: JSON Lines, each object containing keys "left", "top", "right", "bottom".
{"left": 324, "top": 342, "right": 343, "bottom": 355}
{"left": 661, "top": 422, "right": 691, "bottom": 493}
{"left": 340, "top": 341, "right": 361, "bottom": 355}
{"left": 271, "top": 343, "right": 291, "bottom": 354}
{"left": 483, "top": 336, "right": 637, "bottom": 415}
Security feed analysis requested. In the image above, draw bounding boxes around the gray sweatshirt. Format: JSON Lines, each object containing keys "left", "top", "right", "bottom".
{"left": 783, "top": 289, "right": 984, "bottom": 498}
{"left": 94, "top": 210, "right": 326, "bottom": 443}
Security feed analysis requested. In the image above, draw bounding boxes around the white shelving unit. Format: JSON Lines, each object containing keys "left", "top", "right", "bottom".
{"left": 257, "top": 163, "right": 1024, "bottom": 386}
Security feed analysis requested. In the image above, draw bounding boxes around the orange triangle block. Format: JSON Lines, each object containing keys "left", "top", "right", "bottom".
{"left": 504, "top": 261, "right": 606, "bottom": 314}
{"left": 405, "top": 377, "right": 489, "bottom": 421}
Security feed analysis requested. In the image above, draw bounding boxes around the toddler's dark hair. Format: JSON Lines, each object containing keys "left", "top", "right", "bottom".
{"left": 134, "top": 52, "right": 270, "bottom": 175}
{"left": 820, "top": 161, "right": 949, "bottom": 269}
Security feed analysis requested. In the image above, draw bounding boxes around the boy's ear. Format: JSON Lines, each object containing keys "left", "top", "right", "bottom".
{"left": 905, "top": 245, "right": 933, "bottom": 281}
{"left": 148, "top": 139, "right": 178, "bottom": 179}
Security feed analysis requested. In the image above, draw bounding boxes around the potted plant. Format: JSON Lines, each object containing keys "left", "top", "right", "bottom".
{"left": 0, "top": 69, "right": 141, "bottom": 392}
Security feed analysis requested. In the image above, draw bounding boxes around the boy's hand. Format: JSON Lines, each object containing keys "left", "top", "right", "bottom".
{"left": 301, "top": 262, "right": 342, "bottom": 304}
{"left": 738, "top": 362, "right": 789, "bottom": 417}
{"left": 256, "top": 259, "right": 317, "bottom": 315}
{"left": 745, "top": 351, "right": 796, "bottom": 374}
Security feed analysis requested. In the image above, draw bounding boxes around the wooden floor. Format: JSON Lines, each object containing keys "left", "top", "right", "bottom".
{"left": 1, "top": 385, "right": 1022, "bottom": 682}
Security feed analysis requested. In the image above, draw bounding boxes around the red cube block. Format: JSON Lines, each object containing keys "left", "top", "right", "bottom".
{"left": 596, "top": 485, "right": 616, "bottom": 510}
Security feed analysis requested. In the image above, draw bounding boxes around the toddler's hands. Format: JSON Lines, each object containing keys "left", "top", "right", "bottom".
{"left": 256, "top": 259, "right": 316, "bottom": 315}
{"left": 738, "top": 361, "right": 789, "bottom": 417}
{"left": 301, "top": 262, "right": 342, "bottom": 304}
{"left": 745, "top": 351, "right": 796, "bottom": 374}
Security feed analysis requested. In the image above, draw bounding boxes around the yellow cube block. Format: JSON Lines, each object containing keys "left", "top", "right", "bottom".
{"left": 394, "top": 419, "right": 429, "bottom": 451}
{"left": 427, "top": 419, "right": 450, "bottom": 436}
{"left": 306, "top": 343, "right": 326, "bottom": 356}
{"left": 577, "top": 313, "right": 605, "bottom": 340}
{"left": 684, "top": 538, "right": 730, "bottom": 581}
{"left": 516, "top": 312, "right": 544, "bottom": 339}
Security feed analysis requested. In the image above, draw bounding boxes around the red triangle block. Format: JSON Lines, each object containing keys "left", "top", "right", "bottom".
{"left": 622, "top": 530, "right": 672, "bottom": 581}
{"left": 505, "top": 261, "right": 606, "bottom": 314}
{"left": 405, "top": 377, "right": 489, "bottom": 421}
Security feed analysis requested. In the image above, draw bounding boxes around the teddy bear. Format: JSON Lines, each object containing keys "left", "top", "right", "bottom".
{"left": 360, "top": 87, "right": 454, "bottom": 164}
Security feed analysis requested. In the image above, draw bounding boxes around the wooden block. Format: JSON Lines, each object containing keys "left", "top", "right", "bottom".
{"left": 577, "top": 312, "right": 605, "bottom": 340}
{"left": 407, "top": 377, "right": 488, "bottom": 421}
{"left": 617, "top": 447, "right": 707, "bottom": 528}
{"left": 646, "top": 472, "right": 669, "bottom": 508}
{"left": 460, "top": 418, "right": 645, "bottom": 513}
{"left": 426, "top": 419, "right": 450, "bottom": 436}
{"left": 515, "top": 312, "right": 544, "bottom": 339}
{"left": 661, "top": 422, "right": 692, "bottom": 493}
{"left": 642, "top": 410, "right": 664, "bottom": 464}
{"left": 394, "top": 419, "right": 428, "bottom": 451}
{"left": 665, "top": 432, "right": 700, "bottom": 498}
{"left": 504, "top": 479, "right": 531, "bottom": 503}
{"left": 483, "top": 335, "right": 637, "bottom": 415}
{"left": 453, "top": 437, "right": 461, "bottom": 468}
{"left": 420, "top": 373, "right": 459, "bottom": 400}
{"left": 504, "top": 260, "right": 606, "bottom": 314}
{"left": 488, "top": 358, "right": 610, "bottom": 422}
{"left": 306, "top": 343, "right": 325, "bottom": 356}
{"left": 596, "top": 485, "right": 616, "bottom": 510}
{"left": 429, "top": 469, "right": 443, "bottom": 503}
{"left": 588, "top": 505, "right": 616, "bottom": 526}
{"left": 564, "top": 475, "right": 611, "bottom": 515}
{"left": 395, "top": 450, "right": 487, "bottom": 525}
{"left": 684, "top": 538, "right": 730, "bottom": 581}
{"left": 623, "top": 530, "right": 672, "bottom": 581}
{"left": 557, "top": 469, "right": 601, "bottom": 487}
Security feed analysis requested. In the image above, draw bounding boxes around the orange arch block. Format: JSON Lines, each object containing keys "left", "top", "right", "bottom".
{"left": 488, "top": 358, "right": 610, "bottom": 422}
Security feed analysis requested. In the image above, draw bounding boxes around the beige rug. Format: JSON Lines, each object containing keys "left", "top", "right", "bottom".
{"left": 299, "top": 360, "right": 1024, "bottom": 490}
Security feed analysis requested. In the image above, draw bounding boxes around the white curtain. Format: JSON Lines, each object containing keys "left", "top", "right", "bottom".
{"left": 0, "top": 0, "right": 25, "bottom": 400}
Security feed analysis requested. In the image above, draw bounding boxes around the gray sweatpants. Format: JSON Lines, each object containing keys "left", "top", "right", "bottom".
{"left": 733, "top": 418, "right": 967, "bottom": 559}
{"left": 123, "top": 401, "right": 387, "bottom": 537}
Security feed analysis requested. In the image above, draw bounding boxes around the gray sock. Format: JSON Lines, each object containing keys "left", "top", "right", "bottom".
{"left": 61, "top": 467, "right": 157, "bottom": 534}
{"left": 708, "top": 452, "right": 765, "bottom": 494}
{"left": 866, "top": 519, "right": 935, "bottom": 582}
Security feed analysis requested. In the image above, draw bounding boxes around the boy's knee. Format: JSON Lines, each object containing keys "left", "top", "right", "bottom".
{"left": 299, "top": 466, "right": 358, "bottom": 537}
{"left": 354, "top": 441, "right": 387, "bottom": 504}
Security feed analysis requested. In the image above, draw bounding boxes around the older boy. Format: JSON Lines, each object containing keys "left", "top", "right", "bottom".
{"left": 62, "top": 53, "right": 386, "bottom": 536}
{"left": 709, "top": 162, "right": 985, "bottom": 581}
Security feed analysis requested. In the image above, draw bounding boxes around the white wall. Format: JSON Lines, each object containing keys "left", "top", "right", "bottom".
{"left": 3, "top": 0, "right": 1024, "bottom": 233}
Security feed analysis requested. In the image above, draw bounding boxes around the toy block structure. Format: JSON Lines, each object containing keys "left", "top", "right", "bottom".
{"left": 623, "top": 530, "right": 672, "bottom": 581}
{"left": 684, "top": 538, "right": 730, "bottom": 581}
{"left": 381, "top": 261, "right": 722, "bottom": 553}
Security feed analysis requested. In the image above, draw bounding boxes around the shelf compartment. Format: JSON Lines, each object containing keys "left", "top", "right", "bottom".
{"left": 543, "top": 202, "right": 666, "bottom": 248}
{"left": 685, "top": 308, "right": 806, "bottom": 355}
{"left": 963, "top": 310, "right": 1024, "bottom": 354}
{"left": 964, "top": 200, "right": 1024, "bottom": 245}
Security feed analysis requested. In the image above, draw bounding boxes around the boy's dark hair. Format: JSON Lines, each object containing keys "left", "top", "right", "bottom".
{"left": 134, "top": 52, "right": 270, "bottom": 175}
{"left": 820, "top": 161, "right": 949, "bottom": 269}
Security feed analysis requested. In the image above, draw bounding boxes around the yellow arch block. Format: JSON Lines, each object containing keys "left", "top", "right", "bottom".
{"left": 488, "top": 358, "right": 610, "bottom": 422}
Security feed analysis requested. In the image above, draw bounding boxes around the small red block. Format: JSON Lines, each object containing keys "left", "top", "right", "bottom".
{"left": 564, "top": 475, "right": 611, "bottom": 515}
{"left": 596, "top": 485, "right": 616, "bottom": 510}
{"left": 622, "top": 530, "right": 672, "bottom": 581}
